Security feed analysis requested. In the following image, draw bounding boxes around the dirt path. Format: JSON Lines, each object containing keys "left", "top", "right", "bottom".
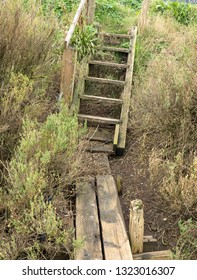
{"left": 109, "top": 130, "right": 180, "bottom": 252}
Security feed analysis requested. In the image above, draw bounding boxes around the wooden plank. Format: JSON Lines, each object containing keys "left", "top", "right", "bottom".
{"left": 80, "top": 94, "right": 122, "bottom": 104}
{"left": 61, "top": 47, "right": 77, "bottom": 106}
{"left": 133, "top": 250, "right": 172, "bottom": 260}
{"left": 76, "top": 179, "right": 103, "bottom": 260}
{"left": 113, "top": 124, "right": 120, "bottom": 151}
{"left": 97, "top": 46, "right": 130, "bottom": 53}
{"left": 117, "top": 26, "right": 137, "bottom": 155}
{"left": 85, "top": 127, "right": 114, "bottom": 143}
{"left": 100, "top": 32, "right": 132, "bottom": 39}
{"left": 87, "top": 145, "right": 114, "bottom": 154}
{"left": 84, "top": 76, "right": 125, "bottom": 86}
{"left": 89, "top": 60, "right": 129, "bottom": 69}
{"left": 129, "top": 199, "right": 144, "bottom": 254}
{"left": 96, "top": 175, "right": 133, "bottom": 260}
{"left": 78, "top": 114, "right": 121, "bottom": 125}
{"left": 65, "top": 0, "right": 87, "bottom": 47}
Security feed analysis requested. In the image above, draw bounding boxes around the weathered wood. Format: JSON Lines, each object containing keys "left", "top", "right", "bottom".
{"left": 76, "top": 179, "right": 103, "bottom": 260}
{"left": 97, "top": 46, "right": 130, "bottom": 53}
{"left": 100, "top": 32, "right": 132, "bottom": 39}
{"left": 85, "top": 127, "right": 114, "bottom": 143}
{"left": 96, "top": 175, "right": 133, "bottom": 260}
{"left": 113, "top": 124, "right": 120, "bottom": 151}
{"left": 87, "top": 0, "right": 96, "bottom": 24}
{"left": 117, "top": 26, "right": 137, "bottom": 155}
{"left": 78, "top": 114, "right": 121, "bottom": 125}
{"left": 129, "top": 199, "right": 144, "bottom": 254}
{"left": 89, "top": 60, "right": 129, "bottom": 69}
{"left": 61, "top": 47, "right": 77, "bottom": 106}
{"left": 87, "top": 145, "right": 114, "bottom": 154}
{"left": 138, "top": 0, "right": 150, "bottom": 33}
{"left": 65, "top": 0, "right": 87, "bottom": 47}
{"left": 84, "top": 76, "right": 125, "bottom": 86}
{"left": 80, "top": 94, "right": 122, "bottom": 104}
{"left": 133, "top": 250, "right": 172, "bottom": 260}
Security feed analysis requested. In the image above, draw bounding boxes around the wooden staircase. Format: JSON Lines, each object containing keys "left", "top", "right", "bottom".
{"left": 77, "top": 27, "right": 137, "bottom": 156}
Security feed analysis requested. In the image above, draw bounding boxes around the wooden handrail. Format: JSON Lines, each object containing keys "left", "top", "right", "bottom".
{"left": 65, "top": 0, "right": 87, "bottom": 48}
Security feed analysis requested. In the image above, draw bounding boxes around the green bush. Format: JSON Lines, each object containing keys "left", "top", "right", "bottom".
{"left": 71, "top": 25, "right": 98, "bottom": 61}
{"left": 151, "top": 0, "right": 197, "bottom": 25}
{"left": 0, "top": 107, "right": 84, "bottom": 259}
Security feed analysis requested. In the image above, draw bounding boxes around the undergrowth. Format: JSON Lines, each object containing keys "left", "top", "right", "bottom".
{"left": 131, "top": 12, "right": 197, "bottom": 259}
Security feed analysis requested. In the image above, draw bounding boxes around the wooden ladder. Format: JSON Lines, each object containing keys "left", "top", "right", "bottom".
{"left": 77, "top": 27, "right": 137, "bottom": 156}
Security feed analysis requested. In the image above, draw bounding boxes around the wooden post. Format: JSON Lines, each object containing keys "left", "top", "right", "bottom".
{"left": 60, "top": 46, "right": 77, "bottom": 106}
{"left": 87, "top": 0, "right": 96, "bottom": 24}
{"left": 129, "top": 199, "right": 144, "bottom": 254}
{"left": 138, "top": 0, "right": 150, "bottom": 33}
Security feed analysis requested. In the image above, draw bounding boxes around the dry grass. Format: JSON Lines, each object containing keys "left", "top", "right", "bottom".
{"left": 131, "top": 16, "right": 197, "bottom": 214}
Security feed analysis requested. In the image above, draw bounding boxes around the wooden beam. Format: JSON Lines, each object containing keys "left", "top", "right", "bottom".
{"left": 84, "top": 76, "right": 125, "bottom": 86}
{"left": 65, "top": 0, "right": 87, "bottom": 47}
{"left": 96, "top": 175, "right": 133, "bottom": 260}
{"left": 100, "top": 32, "right": 132, "bottom": 39}
{"left": 76, "top": 179, "right": 103, "bottom": 260}
{"left": 89, "top": 60, "right": 129, "bottom": 69}
{"left": 80, "top": 94, "right": 123, "bottom": 104}
{"left": 78, "top": 114, "right": 121, "bottom": 125}
{"left": 117, "top": 26, "right": 137, "bottom": 155}
{"left": 97, "top": 46, "right": 130, "bottom": 53}
{"left": 113, "top": 124, "right": 120, "bottom": 151}
{"left": 129, "top": 199, "right": 144, "bottom": 254}
{"left": 61, "top": 47, "right": 77, "bottom": 106}
{"left": 133, "top": 250, "right": 172, "bottom": 260}
{"left": 87, "top": 0, "right": 96, "bottom": 24}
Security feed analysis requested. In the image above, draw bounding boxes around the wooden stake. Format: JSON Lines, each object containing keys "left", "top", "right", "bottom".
{"left": 129, "top": 199, "right": 144, "bottom": 254}
{"left": 87, "top": 0, "right": 96, "bottom": 24}
{"left": 60, "top": 47, "right": 77, "bottom": 106}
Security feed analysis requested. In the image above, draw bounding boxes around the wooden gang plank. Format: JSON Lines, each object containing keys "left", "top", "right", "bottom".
{"left": 76, "top": 179, "right": 103, "bottom": 260}
{"left": 96, "top": 175, "right": 133, "bottom": 260}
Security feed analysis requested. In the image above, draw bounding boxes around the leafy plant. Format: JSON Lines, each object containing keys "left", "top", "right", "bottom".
{"left": 71, "top": 25, "right": 98, "bottom": 61}
{"left": 151, "top": 0, "right": 197, "bottom": 25}
{"left": 174, "top": 219, "right": 197, "bottom": 260}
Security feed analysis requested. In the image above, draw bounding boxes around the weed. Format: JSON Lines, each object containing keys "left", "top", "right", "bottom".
{"left": 174, "top": 219, "right": 197, "bottom": 260}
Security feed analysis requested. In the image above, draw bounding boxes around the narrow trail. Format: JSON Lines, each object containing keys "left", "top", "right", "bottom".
{"left": 61, "top": 0, "right": 173, "bottom": 260}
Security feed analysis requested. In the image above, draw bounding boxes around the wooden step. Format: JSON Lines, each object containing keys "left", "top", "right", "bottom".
{"left": 78, "top": 114, "right": 121, "bottom": 125}
{"left": 97, "top": 46, "right": 130, "bottom": 53}
{"left": 85, "top": 127, "right": 114, "bottom": 143}
{"left": 133, "top": 250, "right": 172, "bottom": 260}
{"left": 89, "top": 60, "right": 129, "bottom": 69}
{"left": 100, "top": 32, "right": 132, "bottom": 39}
{"left": 84, "top": 76, "right": 125, "bottom": 86}
{"left": 80, "top": 94, "right": 122, "bottom": 104}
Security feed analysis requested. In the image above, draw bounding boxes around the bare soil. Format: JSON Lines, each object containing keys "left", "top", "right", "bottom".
{"left": 109, "top": 131, "right": 180, "bottom": 253}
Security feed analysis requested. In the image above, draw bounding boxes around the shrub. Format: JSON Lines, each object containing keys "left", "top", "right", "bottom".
{"left": 0, "top": 107, "right": 85, "bottom": 259}
{"left": 174, "top": 219, "right": 197, "bottom": 260}
{"left": 131, "top": 17, "right": 197, "bottom": 218}
{"left": 151, "top": 0, "right": 197, "bottom": 25}
{"left": 71, "top": 25, "right": 98, "bottom": 61}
